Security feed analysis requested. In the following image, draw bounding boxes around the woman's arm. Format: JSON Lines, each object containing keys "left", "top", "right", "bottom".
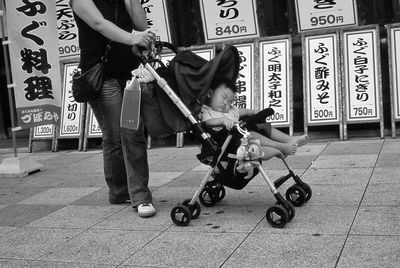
{"left": 70, "top": 0, "right": 153, "bottom": 47}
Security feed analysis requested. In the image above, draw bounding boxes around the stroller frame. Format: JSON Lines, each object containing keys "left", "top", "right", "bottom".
{"left": 136, "top": 43, "right": 311, "bottom": 228}
{"left": 170, "top": 123, "right": 311, "bottom": 228}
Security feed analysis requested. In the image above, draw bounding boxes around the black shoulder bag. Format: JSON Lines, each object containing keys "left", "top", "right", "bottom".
{"left": 72, "top": 5, "right": 118, "bottom": 103}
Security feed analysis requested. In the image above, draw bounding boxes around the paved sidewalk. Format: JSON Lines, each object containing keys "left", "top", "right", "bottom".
{"left": 0, "top": 138, "right": 399, "bottom": 267}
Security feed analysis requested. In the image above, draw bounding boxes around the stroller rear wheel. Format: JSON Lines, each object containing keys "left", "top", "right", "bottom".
{"left": 266, "top": 205, "right": 288, "bottom": 228}
{"left": 171, "top": 205, "right": 192, "bottom": 226}
{"left": 199, "top": 188, "right": 219, "bottom": 207}
{"left": 182, "top": 199, "right": 201, "bottom": 219}
{"left": 300, "top": 182, "right": 312, "bottom": 202}
{"left": 285, "top": 185, "right": 307, "bottom": 207}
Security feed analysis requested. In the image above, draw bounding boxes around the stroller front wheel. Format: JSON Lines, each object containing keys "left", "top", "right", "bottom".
{"left": 266, "top": 205, "right": 288, "bottom": 228}
{"left": 171, "top": 205, "right": 192, "bottom": 226}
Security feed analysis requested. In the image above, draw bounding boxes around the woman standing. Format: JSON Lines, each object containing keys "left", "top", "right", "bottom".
{"left": 70, "top": 0, "right": 156, "bottom": 218}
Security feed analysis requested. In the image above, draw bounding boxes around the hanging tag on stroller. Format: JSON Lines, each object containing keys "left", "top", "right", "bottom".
{"left": 120, "top": 77, "right": 141, "bottom": 130}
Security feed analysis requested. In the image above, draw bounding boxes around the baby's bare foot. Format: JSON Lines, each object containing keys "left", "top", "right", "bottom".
{"left": 293, "top": 134, "right": 309, "bottom": 147}
{"left": 280, "top": 143, "right": 297, "bottom": 156}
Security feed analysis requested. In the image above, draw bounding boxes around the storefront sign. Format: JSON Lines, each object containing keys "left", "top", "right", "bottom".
{"left": 261, "top": 38, "right": 291, "bottom": 126}
{"left": 199, "top": 0, "right": 259, "bottom": 43}
{"left": 59, "top": 63, "right": 83, "bottom": 138}
{"left": 343, "top": 28, "right": 381, "bottom": 122}
{"left": 235, "top": 43, "right": 254, "bottom": 109}
{"left": 142, "top": 0, "right": 171, "bottom": 42}
{"left": 6, "top": 0, "right": 62, "bottom": 129}
{"left": 87, "top": 106, "right": 102, "bottom": 137}
{"left": 295, "top": 0, "right": 358, "bottom": 32}
{"left": 56, "top": 0, "right": 79, "bottom": 58}
{"left": 304, "top": 33, "right": 340, "bottom": 124}
{"left": 388, "top": 25, "right": 400, "bottom": 120}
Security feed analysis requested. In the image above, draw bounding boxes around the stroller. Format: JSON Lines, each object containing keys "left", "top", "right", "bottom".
{"left": 135, "top": 42, "right": 312, "bottom": 228}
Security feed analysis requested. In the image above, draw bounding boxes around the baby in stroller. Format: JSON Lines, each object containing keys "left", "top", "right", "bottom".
{"left": 200, "top": 77, "right": 309, "bottom": 158}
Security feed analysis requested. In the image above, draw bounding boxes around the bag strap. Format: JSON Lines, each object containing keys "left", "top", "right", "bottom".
{"left": 101, "top": 3, "right": 119, "bottom": 63}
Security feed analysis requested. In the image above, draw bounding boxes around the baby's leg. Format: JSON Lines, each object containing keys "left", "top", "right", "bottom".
{"left": 268, "top": 127, "right": 309, "bottom": 147}
{"left": 250, "top": 131, "right": 297, "bottom": 156}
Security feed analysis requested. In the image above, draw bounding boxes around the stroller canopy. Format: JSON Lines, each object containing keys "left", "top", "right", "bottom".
{"left": 141, "top": 45, "right": 240, "bottom": 139}
{"left": 169, "top": 45, "right": 240, "bottom": 116}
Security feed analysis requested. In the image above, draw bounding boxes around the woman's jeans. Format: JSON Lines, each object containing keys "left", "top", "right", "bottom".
{"left": 89, "top": 78, "right": 152, "bottom": 207}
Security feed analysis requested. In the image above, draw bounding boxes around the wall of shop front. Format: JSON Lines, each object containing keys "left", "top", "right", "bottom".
{"left": 0, "top": 0, "right": 399, "bottom": 139}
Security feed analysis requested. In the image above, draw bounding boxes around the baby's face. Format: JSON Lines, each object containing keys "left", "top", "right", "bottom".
{"left": 210, "top": 84, "right": 235, "bottom": 113}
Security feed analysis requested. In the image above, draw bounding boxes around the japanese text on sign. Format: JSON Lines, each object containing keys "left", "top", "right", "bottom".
{"left": 60, "top": 63, "right": 83, "bottom": 137}
{"left": 199, "top": 0, "right": 259, "bottom": 43}
{"left": 234, "top": 44, "right": 253, "bottom": 110}
{"left": 141, "top": 0, "right": 171, "bottom": 42}
{"left": 261, "top": 40, "right": 290, "bottom": 125}
{"left": 6, "top": 0, "right": 62, "bottom": 129}
{"left": 56, "top": 0, "right": 80, "bottom": 58}
{"left": 344, "top": 29, "right": 380, "bottom": 121}
{"left": 295, "top": 0, "right": 357, "bottom": 32}
{"left": 305, "top": 34, "right": 339, "bottom": 124}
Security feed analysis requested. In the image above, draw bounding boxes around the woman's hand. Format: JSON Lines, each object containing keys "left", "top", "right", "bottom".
{"left": 130, "top": 31, "right": 156, "bottom": 48}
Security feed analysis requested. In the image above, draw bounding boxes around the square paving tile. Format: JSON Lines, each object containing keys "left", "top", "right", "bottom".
{"left": 149, "top": 158, "right": 199, "bottom": 172}
{"left": 301, "top": 184, "right": 366, "bottom": 206}
{"left": 337, "top": 235, "right": 400, "bottom": 267}
{"left": 311, "top": 154, "right": 378, "bottom": 169}
{"left": 295, "top": 143, "right": 327, "bottom": 156}
{"left": 376, "top": 153, "right": 400, "bottom": 167}
{"left": 0, "top": 204, "right": 63, "bottom": 227}
{"left": 361, "top": 183, "right": 400, "bottom": 206}
{"left": 0, "top": 259, "right": 31, "bottom": 267}
{"left": 222, "top": 233, "right": 345, "bottom": 268}
{"left": 27, "top": 261, "right": 115, "bottom": 267}
{"left": 253, "top": 205, "right": 357, "bottom": 235}
{"left": 148, "top": 171, "right": 184, "bottom": 187}
{"left": 18, "top": 187, "right": 101, "bottom": 205}
{"left": 54, "top": 173, "right": 106, "bottom": 188}
{"left": 381, "top": 140, "right": 400, "bottom": 154}
{"left": 168, "top": 205, "right": 266, "bottom": 233}
{"left": 322, "top": 140, "right": 383, "bottom": 155}
{"left": 39, "top": 229, "right": 159, "bottom": 265}
{"left": 93, "top": 205, "right": 173, "bottom": 231}
{"left": 0, "top": 226, "right": 17, "bottom": 237}
{"left": 0, "top": 227, "right": 83, "bottom": 259}
{"left": 122, "top": 231, "right": 247, "bottom": 267}
{"left": 0, "top": 187, "right": 48, "bottom": 205}
{"left": 351, "top": 206, "right": 400, "bottom": 235}
{"left": 300, "top": 167, "right": 372, "bottom": 185}
{"left": 370, "top": 167, "right": 400, "bottom": 184}
{"left": 261, "top": 155, "right": 316, "bottom": 170}
{"left": 28, "top": 205, "right": 122, "bottom": 229}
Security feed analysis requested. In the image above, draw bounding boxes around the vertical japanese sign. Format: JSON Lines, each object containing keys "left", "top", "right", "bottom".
{"left": 295, "top": 0, "right": 357, "bottom": 32}
{"left": 235, "top": 43, "right": 254, "bottom": 109}
{"left": 388, "top": 25, "right": 400, "bottom": 120}
{"left": 343, "top": 28, "right": 381, "bottom": 122}
{"left": 87, "top": 107, "right": 101, "bottom": 137}
{"left": 199, "top": 0, "right": 259, "bottom": 43}
{"left": 141, "top": 0, "right": 171, "bottom": 42}
{"left": 260, "top": 38, "right": 291, "bottom": 126}
{"left": 59, "top": 63, "right": 83, "bottom": 138}
{"left": 56, "top": 0, "right": 80, "bottom": 58}
{"left": 304, "top": 33, "right": 340, "bottom": 124}
{"left": 5, "top": 0, "right": 62, "bottom": 129}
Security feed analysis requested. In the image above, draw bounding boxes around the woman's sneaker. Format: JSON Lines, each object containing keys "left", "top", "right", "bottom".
{"left": 137, "top": 202, "right": 156, "bottom": 218}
